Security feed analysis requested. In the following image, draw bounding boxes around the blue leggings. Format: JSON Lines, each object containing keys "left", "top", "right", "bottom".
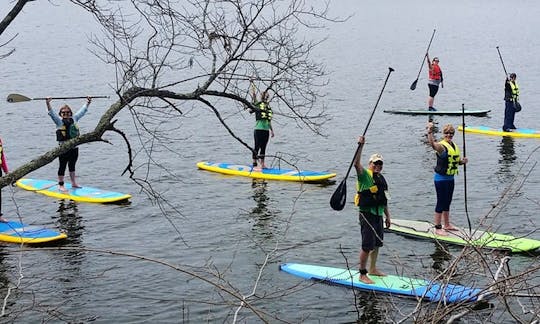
{"left": 435, "top": 179, "right": 454, "bottom": 213}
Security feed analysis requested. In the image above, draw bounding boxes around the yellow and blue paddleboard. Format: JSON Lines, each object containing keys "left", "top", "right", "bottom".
{"left": 16, "top": 178, "right": 131, "bottom": 203}
{"left": 0, "top": 219, "right": 67, "bottom": 244}
{"left": 197, "top": 161, "right": 336, "bottom": 183}
{"left": 458, "top": 125, "right": 540, "bottom": 138}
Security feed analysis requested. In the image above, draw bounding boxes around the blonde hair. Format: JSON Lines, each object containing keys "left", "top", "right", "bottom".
{"left": 442, "top": 124, "right": 455, "bottom": 134}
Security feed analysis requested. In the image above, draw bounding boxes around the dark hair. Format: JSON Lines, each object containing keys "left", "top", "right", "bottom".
{"left": 509, "top": 73, "right": 517, "bottom": 79}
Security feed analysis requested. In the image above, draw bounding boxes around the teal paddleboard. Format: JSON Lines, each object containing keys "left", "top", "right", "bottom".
{"left": 280, "top": 263, "right": 486, "bottom": 303}
{"left": 384, "top": 109, "right": 490, "bottom": 116}
{"left": 0, "top": 220, "right": 67, "bottom": 244}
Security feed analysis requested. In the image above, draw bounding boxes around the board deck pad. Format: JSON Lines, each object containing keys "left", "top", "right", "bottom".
{"left": 197, "top": 161, "right": 336, "bottom": 182}
{"left": 16, "top": 178, "right": 131, "bottom": 203}
{"left": 388, "top": 219, "right": 540, "bottom": 253}
{"left": 280, "top": 263, "right": 485, "bottom": 303}
{"left": 384, "top": 109, "right": 490, "bottom": 116}
{"left": 0, "top": 220, "right": 67, "bottom": 244}
{"left": 458, "top": 125, "right": 540, "bottom": 138}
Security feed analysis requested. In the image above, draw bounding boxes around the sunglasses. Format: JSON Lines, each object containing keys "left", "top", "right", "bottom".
{"left": 444, "top": 132, "right": 455, "bottom": 136}
{"left": 60, "top": 111, "right": 72, "bottom": 115}
{"left": 373, "top": 161, "right": 383, "bottom": 166}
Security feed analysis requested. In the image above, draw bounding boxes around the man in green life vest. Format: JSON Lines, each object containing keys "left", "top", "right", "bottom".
{"left": 354, "top": 135, "right": 391, "bottom": 285}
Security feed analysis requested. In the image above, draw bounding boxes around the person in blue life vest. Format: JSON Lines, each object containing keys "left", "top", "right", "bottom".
{"left": 427, "top": 54, "right": 443, "bottom": 111}
{"left": 426, "top": 122, "right": 468, "bottom": 236}
{"left": 354, "top": 135, "right": 391, "bottom": 285}
{"left": 0, "top": 138, "right": 9, "bottom": 222}
{"left": 46, "top": 96, "right": 92, "bottom": 192}
{"left": 249, "top": 79, "right": 274, "bottom": 170}
{"left": 503, "top": 73, "right": 519, "bottom": 132}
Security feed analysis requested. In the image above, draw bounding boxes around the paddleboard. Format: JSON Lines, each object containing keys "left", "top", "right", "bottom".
{"left": 280, "top": 263, "right": 485, "bottom": 303}
{"left": 384, "top": 109, "right": 490, "bottom": 116}
{"left": 197, "top": 161, "right": 336, "bottom": 183}
{"left": 0, "top": 220, "right": 67, "bottom": 244}
{"left": 388, "top": 219, "right": 540, "bottom": 253}
{"left": 458, "top": 125, "right": 540, "bottom": 138}
{"left": 16, "top": 178, "right": 131, "bottom": 203}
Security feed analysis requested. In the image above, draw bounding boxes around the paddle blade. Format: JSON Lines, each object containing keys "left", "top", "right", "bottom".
{"left": 410, "top": 79, "right": 418, "bottom": 90}
{"left": 6, "top": 93, "right": 31, "bottom": 103}
{"left": 330, "top": 180, "right": 347, "bottom": 211}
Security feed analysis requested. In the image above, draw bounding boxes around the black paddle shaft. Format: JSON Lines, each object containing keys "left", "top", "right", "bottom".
{"left": 330, "top": 67, "right": 394, "bottom": 211}
{"left": 410, "top": 29, "right": 436, "bottom": 90}
{"left": 496, "top": 46, "right": 509, "bottom": 77}
{"left": 461, "top": 103, "right": 472, "bottom": 232}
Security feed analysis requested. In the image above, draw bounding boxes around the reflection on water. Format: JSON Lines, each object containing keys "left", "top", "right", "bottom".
{"left": 355, "top": 292, "right": 384, "bottom": 324}
{"left": 430, "top": 242, "right": 452, "bottom": 273}
{"left": 248, "top": 180, "right": 279, "bottom": 240}
{"left": 54, "top": 200, "right": 84, "bottom": 246}
{"left": 498, "top": 136, "right": 516, "bottom": 174}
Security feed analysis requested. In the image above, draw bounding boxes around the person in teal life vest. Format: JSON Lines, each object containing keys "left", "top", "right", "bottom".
{"left": 503, "top": 73, "right": 519, "bottom": 132}
{"left": 354, "top": 136, "right": 391, "bottom": 284}
{"left": 46, "top": 97, "right": 92, "bottom": 192}
{"left": 0, "top": 138, "right": 9, "bottom": 222}
{"left": 426, "top": 54, "right": 443, "bottom": 111}
{"left": 249, "top": 80, "right": 274, "bottom": 170}
{"left": 426, "top": 122, "right": 468, "bottom": 236}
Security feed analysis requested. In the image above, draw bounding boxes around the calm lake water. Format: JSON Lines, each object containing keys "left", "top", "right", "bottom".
{"left": 1, "top": 0, "right": 539, "bottom": 322}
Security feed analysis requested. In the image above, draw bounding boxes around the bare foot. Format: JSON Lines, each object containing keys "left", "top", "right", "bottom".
{"left": 59, "top": 186, "right": 68, "bottom": 193}
{"left": 444, "top": 225, "right": 459, "bottom": 231}
{"left": 359, "top": 274, "right": 374, "bottom": 284}
{"left": 253, "top": 167, "right": 262, "bottom": 172}
{"left": 435, "top": 228, "right": 448, "bottom": 236}
{"left": 72, "top": 184, "right": 82, "bottom": 189}
{"left": 369, "top": 269, "right": 387, "bottom": 277}
{"left": 0, "top": 216, "right": 8, "bottom": 223}
{"left": 261, "top": 164, "right": 268, "bottom": 169}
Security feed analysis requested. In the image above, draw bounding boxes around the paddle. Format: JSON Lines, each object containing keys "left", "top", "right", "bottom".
{"left": 6, "top": 93, "right": 110, "bottom": 103}
{"left": 410, "top": 29, "right": 436, "bottom": 91}
{"left": 461, "top": 103, "right": 472, "bottom": 232}
{"left": 496, "top": 46, "right": 509, "bottom": 77}
{"left": 330, "top": 67, "right": 395, "bottom": 211}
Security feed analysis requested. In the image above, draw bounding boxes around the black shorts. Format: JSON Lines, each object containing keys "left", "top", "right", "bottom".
{"left": 359, "top": 211, "right": 384, "bottom": 252}
{"left": 428, "top": 84, "right": 439, "bottom": 97}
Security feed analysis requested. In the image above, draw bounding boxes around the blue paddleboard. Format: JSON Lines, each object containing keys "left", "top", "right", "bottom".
{"left": 280, "top": 263, "right": 487, "bottom": 303}
{"left": 0, "top": 220, "right": 67, "bottom": 244}
{"left": 16, "top": 178, "right": 131, "bottom": 203}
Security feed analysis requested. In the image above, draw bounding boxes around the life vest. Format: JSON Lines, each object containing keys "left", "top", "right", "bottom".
{"left": 255, "top": 102, "right": 272, "bottom": 121}
{"left": 429, "top": 64, "right": 442, "bottom": 80}
{"left": 355, "top": 170, "right": 388, "bottom": 208}
{"left": 509, "top": 81, "right": 519, "bottom": 100}
{"left": 434, "top": 140, "right": 460, "bottom": 176}
{"left": 56, "top": 118, "right": 80, "bottom": 141}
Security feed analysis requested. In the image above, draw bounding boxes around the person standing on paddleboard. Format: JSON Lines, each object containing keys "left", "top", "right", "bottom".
{"left": 426, "top": 122, "right": 467, "bottom": 236}
{"left": 354, "top": 136, "right": 391, "bottom": 285}
{"left": 426, "top": 54, "right": 443, "bottom": 111}
{"left": 46, "top": 96, "right": 92, "bottom": 192}
{"left": 503, "top": 73, "right": 519, "bottom": 132}
{"left": 249, "top": 79, "right": 274, "bottom": 170}
{"left": 0, "top": 138, "right": 9, "bottom": 222}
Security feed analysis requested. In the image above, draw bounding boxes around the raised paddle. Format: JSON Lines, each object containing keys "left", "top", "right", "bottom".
{"left": 496, "top": 46, "right": 509, "bottom": 77}
{"left": 6, "top": 93, "right": 110, "bottom": 103}
{"left": 461, "top": 103, "right": 472, "bottom": 232}
{"left": 330, "top": 67, "right": 395, "bottom": 211}
{"left": 410, "top": 29, "right": 436, "bottom": 91}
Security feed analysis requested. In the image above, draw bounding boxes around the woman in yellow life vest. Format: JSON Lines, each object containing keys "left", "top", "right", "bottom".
{"left": 503, "top": 72, "right": 519, "bottom": 132}
{"left": 46, "top": 96, "right": 92, "bottom": 192}
{"left": 249, "top": 80, "right": 274, "bottom": 170}
{"left": 354, "top": 135, "right": 391, "bottom": 285}
{"left": 0, "top": 138, "right": 9, "bottom": 222}
{"left": 426, "top": 122, "right": 468, "bottom": 236}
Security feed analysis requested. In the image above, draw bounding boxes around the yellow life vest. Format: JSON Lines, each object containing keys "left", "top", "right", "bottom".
{"left": 435, "top": 140, "right": 460, "bottom": 176}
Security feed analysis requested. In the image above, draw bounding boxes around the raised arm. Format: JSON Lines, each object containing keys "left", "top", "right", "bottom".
{"left": 353, "top": 136, "right": 365, "bottom": 175}
{"left": 426, "top": 122, "right": 444, "bottom": 153}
